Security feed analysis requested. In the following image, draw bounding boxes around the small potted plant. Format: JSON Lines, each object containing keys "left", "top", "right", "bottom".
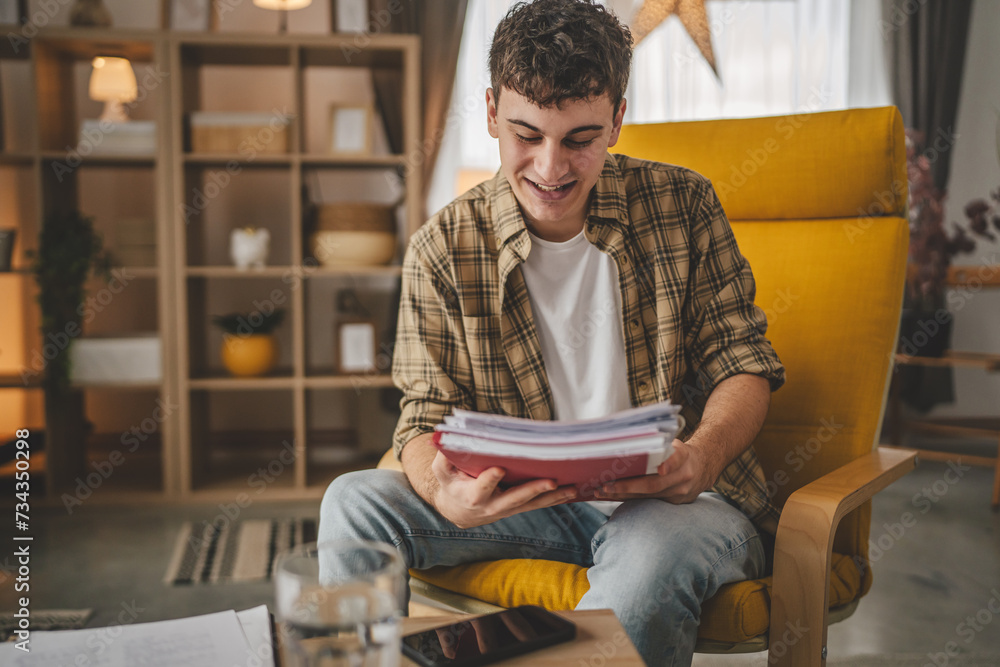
{"left": 212, "top": 309, "right": 285, "bottom": 377}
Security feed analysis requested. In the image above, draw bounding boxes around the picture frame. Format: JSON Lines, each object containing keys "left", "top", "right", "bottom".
{"left": 335, "top": 318, "right": 378, "bottom": 374}
{"left": 328, "top": 105, "right": 373, "bottom": 155}
{"left": 334, "top": 0, "right": 368, "bottom": 32}
{"left": 171, "top": 0, "right": 212, "bottom": 31}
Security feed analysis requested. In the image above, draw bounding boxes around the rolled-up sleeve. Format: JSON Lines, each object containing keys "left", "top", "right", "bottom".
{"left": 391, "top": 232, "right": 474, "bottom": 457}
{"left": 682, "top": 178, "right": 785, "bottom": 394}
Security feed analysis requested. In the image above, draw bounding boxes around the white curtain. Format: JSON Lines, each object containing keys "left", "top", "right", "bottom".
{"left": 427, "top": 0, "right": 892, "bottom": 215}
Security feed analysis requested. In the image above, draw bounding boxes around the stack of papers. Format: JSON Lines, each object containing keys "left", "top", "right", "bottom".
{"left": 433, "top": 401, "right": 683, "bottom": 495}
{"left": 0, "top": 605, "right": 275, "bottom": 667}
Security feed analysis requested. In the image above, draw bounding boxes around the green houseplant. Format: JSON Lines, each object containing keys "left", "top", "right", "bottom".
{"left": 29, "top": 209, "right": 112, "bottom": 493}
{"left": 212, "top": 308, "right": 285, "bottom": 377}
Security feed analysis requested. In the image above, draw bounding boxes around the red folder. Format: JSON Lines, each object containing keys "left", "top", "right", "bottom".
{"left": 431, "top": 432, "right": 671, "bottom": 497}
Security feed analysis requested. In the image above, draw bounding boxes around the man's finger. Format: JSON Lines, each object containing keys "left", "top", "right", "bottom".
{"left": 660, "top": 444, "right": 688, "bottom": 474}
{"left": 446, "top": 466, "right": 505, "bottom": 506}
{"left": 504, "top": 485, "right": 578, "bottom": 514}
{"left": 487, "top": 479, "right": 568, "bottom": 514}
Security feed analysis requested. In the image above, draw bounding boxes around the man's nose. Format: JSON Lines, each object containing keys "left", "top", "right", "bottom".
{"left": 534, "top": 141, "right": 569, "bottom": 183}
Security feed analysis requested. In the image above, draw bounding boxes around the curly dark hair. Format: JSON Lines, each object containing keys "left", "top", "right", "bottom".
{"left": 489, "top": 0, "right": 633, "bottom": 111}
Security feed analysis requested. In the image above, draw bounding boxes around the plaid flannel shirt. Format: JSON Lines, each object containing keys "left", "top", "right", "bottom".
{"left": 392, "top": 153, "right": 786, "bottom": 533}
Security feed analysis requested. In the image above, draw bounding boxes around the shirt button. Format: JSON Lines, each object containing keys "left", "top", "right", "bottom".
{"left": 630, "top": 319, "right": 640, "bottom": 331}
{"left": 621, "top": 255, "right": 629, "bottom": 264}
{"left": 495, "top": 236, "right": 503, "bottom": 247}
{"left": 638, "top": 381, "right": 648, "bottom": 390}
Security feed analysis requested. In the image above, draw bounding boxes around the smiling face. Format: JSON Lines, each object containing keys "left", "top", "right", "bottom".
{"left": 487, "top": 87, "right": 626, "bottom": 242}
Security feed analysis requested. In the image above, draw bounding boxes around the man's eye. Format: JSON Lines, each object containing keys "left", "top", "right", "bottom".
{"left": 566, "top": 139, "right": 595, "bottom": 149}
{"left": 516, "top": 135, "right": 541, "bottom": 144}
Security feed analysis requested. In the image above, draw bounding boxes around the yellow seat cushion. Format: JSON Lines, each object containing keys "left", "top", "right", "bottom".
{"left": 412, "top": 553, "right": 863, "bottom": 643}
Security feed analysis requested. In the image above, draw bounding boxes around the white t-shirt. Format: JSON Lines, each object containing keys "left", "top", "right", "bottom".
{"left": 520, "top": 228, "right": 631, "bottom": 515}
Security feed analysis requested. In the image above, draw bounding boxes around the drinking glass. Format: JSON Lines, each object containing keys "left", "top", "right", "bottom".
{"left": 274, "top": 540, "right": 405, "bottom": 667}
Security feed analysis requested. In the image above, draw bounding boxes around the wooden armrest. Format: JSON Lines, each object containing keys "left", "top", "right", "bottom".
{"left": 768, "top": 446, "right": 917, "bottom": 667}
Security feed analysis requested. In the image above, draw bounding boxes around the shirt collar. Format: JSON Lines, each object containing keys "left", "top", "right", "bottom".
{"left": 488, "top": 153, "right": 631, "bottom": 252}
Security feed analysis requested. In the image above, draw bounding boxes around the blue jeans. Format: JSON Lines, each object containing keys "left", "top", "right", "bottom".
{"left": 319, "top": 470, "right": 767, "bottom": 667}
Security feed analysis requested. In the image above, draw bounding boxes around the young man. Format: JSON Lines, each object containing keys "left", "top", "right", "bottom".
{"left": 320, "top": 1, "right": 784, "bottom": 664}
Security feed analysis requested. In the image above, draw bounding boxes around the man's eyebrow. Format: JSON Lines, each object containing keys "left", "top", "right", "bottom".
{"left": 507, "top": 119, "right": 604, "bottom": 134}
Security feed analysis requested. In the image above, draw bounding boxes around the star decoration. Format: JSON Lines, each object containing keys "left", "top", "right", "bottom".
{"left": 631, "top": 0, "right": 720, "bottom": 79}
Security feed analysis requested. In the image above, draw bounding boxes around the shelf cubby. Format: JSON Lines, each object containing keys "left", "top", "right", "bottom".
{"left": 187, "top": 388, "right": 297, "bottom": 494}
{"left": 185, "top": 275, "right": 296, "bottom": 382}
{"left": 181, "top": 164, "right": 292, "bottom": 267}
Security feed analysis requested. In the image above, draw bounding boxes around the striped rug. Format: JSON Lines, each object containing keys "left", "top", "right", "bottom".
{"left": 164, "top": 518, "right": 317, "bottom": 585}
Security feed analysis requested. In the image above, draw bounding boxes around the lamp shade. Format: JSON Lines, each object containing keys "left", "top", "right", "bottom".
{"left": 89, "top": 57, "right": 137, "bottom": 103}
{"left": 252, "top": 0, "right": 312, "bottom": 9}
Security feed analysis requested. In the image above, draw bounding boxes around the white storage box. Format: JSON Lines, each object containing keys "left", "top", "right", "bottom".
{"left": 78, "top": 119, "right": 157, "bottom": 156}
{"left": 70, "top": 335, "right": 162, "bottom": 384}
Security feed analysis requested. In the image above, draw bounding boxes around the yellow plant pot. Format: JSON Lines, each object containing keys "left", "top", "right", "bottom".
{"left": 220, "top": 334, "right": 277, "bottom": 377}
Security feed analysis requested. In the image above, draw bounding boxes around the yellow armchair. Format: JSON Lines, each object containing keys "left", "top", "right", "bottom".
{"left": 381, "top": 107, "right": 918, "bottom": 666}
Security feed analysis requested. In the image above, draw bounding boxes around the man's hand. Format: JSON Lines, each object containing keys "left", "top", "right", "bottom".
{"left": 592, "top": 439, "right": 712, "bottom": 504}
{"left": 402, "top": 433, "right": 578, "bottom": 529}
{"left": 594, "top": 373, "right": 771, "bottom": 505}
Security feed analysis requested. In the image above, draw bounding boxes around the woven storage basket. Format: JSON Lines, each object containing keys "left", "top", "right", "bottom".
{"left": 316, "top": 203, "right": 396, "bottom": 234}
{"left": 311, "top": 202, "right": 398, "bottom": 267}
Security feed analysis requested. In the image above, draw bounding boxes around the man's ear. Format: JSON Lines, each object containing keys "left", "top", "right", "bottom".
{"left": 607, "top": 98, "right": 627, "bottom": 148}
{"left": 486, "top": 88, "right": 499, "bottom": 139}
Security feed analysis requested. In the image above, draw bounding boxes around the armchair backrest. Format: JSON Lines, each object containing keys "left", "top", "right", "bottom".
{"left": 614, "top": 108, "right": 908, "bottom": 583}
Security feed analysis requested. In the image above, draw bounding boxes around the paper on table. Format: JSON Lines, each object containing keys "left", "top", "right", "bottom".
{"left": 236, "top": 605, "right": 276, "bottom": 667}
{"left": 0, "top": 609, "right": 258, "bottom": 667}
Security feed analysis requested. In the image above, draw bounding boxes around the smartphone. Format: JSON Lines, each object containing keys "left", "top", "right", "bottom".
{"left": 400, "top": 605, "right": 576, "bottom": 667}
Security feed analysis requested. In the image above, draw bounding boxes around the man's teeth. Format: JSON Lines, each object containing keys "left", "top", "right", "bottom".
{"left": 535, "top": 182, "right": 569, "bottom": 192}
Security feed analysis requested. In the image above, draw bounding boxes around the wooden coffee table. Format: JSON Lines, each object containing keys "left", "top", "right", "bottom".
{"left": 401, "top": 609, "right": 646, "bottom": 666}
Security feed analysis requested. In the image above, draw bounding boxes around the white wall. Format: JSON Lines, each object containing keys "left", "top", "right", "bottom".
{"left": 927, "top": 0, "right": 1000, "bottom": 419}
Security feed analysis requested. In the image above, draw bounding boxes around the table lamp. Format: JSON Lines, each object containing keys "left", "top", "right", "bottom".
{"left": 89, "top": 56, "right": 137, "bottom": 123}
{"left": 252, "top": 0, "right": 312, "bottom": 32}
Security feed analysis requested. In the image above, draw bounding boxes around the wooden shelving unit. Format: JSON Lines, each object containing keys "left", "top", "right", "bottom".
{"left": 170, "top": 31, "right": 420, "bottom": 500}
{"left": 2, "top": 22, "right": 420, "bottom": 502}
{"left": 0, "top": 27, "right": 177, "bottom": 500}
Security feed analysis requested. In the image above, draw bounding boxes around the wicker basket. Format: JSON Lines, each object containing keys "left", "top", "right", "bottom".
{"left": 316, "top": 202, "right": 397, "bottom": 234}
{"left": 189, "top": 112, "right": 290, "bottom": 154}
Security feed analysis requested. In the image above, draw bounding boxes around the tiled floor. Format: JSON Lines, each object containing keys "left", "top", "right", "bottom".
{"left": 2, "top": 458, "right": 998, "bottom": 663}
